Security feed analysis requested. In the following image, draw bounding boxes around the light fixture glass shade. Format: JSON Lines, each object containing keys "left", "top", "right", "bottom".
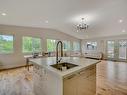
{"left": 76, "top": 18, "right": 88, "bottom": 32}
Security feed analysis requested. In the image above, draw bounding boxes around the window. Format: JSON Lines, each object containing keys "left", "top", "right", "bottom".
{"left": 23, "top": 36, "right": 42, "bottom": 53}
{"left": 86, "top": 41, "right": 97, "bottom": 50}
{"left": 47, "top": 40, "right": 71, "bottom": 52}
{"left": 47, "top": 39, "right": 57, "bottom": 52}
{"left": 0, "top": 35, "right": 13, "bottom": 54}
{"left": 63, "top": 40, "right": 70, "bottom": 51}
{"left": 73, "top": 42, "right": 80, "bottom": 51}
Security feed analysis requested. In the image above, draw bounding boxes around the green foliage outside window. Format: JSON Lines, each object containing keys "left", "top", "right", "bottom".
{"left": 47, "top": 39, "right": 57, "bottom": 52}
{"left": 23, "top": 37, "right": 41, "bottom": 53}
{"left": 47, "top": 39, "right": 71, "bottom": 52}
{"left": 0, "top": 35, "right": 13, "bottom": 53}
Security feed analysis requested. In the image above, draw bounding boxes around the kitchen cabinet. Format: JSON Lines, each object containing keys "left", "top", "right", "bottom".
{"left": 77, "top": 65, "right": 96, "bottom": 95}
{"left": 31, "top": 57, "right": 99, "bottom": 95}
{"left": 33, "top": 64, "right": 47, "bottom": 95}
{"left": 64, "top": 65, "right": 96, "bottom": 95}
{"left": 64, "top": 74, "right": 78, "bottom": 95}
{"left": 33, "top": 63, "right": 63, "bottom": 95}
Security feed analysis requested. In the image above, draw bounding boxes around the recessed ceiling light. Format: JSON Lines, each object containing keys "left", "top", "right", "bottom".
{"left": 119, "top": 19, "right": 123, "bottom": 23}
{"left": 122, "top": 30, "right": 125, "bottom": 33}
{"left": 1, "top": 13, "right": 7, "bottom": 16}
{"left": 45, "top": 20, "right": 49, "bottom": 23}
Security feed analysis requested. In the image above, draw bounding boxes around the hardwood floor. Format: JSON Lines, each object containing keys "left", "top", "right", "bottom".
{"left": 0, "top": 61, "right": 127, "bottom": 95}
{"left": 96, "top": 61, "right": 127, "bottom": 95}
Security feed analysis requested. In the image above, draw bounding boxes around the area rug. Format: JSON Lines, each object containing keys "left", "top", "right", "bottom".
{"left": 0, "top": 67, "right": 34, "bottom": 95}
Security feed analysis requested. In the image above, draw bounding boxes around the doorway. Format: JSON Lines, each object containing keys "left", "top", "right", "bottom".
{"left": 107, "top": 40, "right": 127, "bottom": 61}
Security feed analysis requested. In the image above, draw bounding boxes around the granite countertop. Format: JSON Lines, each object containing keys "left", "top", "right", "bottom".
{"left": 30, "top": 57, "right": 101, "bottom": 78}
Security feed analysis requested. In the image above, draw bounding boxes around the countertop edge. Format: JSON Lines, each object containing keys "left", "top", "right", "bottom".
{"left": 30, "top": 57, "right": 101, "bottom": 78}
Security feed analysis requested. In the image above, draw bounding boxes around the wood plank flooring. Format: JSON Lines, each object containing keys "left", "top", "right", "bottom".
{"left": 0, "top": 61, "right": 127, "bottom": 95}
{"left": 96, "top": 61, "right": 127, "bottom": 95}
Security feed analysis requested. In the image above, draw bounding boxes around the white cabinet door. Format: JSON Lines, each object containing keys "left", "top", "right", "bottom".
{"left": 64, "top": 65, "right": 96, "bottom": 95}
{"left": 77, "top": 66, "right": 96, "bottom": 95}
{"left": 64, "top": 74, "right": 78, "bottom": 95}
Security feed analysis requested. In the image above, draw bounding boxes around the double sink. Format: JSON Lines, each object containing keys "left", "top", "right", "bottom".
{"left": 50, "top": 62, "right": 78, "bottom": 71}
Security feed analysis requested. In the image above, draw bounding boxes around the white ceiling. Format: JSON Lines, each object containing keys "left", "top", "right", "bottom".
{"left": 0, "top": 0, "right": 127, "bottom": 39}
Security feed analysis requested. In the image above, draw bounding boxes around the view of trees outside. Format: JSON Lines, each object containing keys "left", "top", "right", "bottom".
{"left": 0, "top": 35, "right": 80, "bottom": 54}
{"left": 73, "top": 42, "right": 80, "bottom": 51}
{"left": 23, "top": 36, "right": 42, "bottom": 53}
{"left": 47, "top": 39, "right": 57, "bottom": 52}
{"left": 0, "top": 35, "right": 13, "bottom": 53}
{"left": 47, "top": 39, "right": 71, "bottom": 52}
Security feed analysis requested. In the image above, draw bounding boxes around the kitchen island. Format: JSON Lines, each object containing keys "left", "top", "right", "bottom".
{"left": 30, "top": 57, "right": 100, "bottom": 95}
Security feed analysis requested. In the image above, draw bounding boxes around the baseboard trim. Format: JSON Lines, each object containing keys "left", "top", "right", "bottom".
{"left": 0, "top": 64, "right": 33, "bottom": 71}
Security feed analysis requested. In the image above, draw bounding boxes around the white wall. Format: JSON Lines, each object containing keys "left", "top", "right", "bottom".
{"left": 0, "top": 25, "right": 80, "bottom": 66}
{"left": 81, "top": 34, "right": 127, "bottom": 59}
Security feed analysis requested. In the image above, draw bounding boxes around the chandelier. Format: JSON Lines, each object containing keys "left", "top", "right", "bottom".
{"left": 76, "top": 18, "right": 88, "bottom": 32}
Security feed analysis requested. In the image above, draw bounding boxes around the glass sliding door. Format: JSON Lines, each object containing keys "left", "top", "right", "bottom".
{"left": 118, "top": 40, "right": 127, "bottom": 60}
{"left": 107, "top": 41, "right": 115, "bottom": 59}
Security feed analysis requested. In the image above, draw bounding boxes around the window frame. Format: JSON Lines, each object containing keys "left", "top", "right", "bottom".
{"left": 86, "top": 41, "right": 97, "bottom": 51}
{"left": 0, "top": 34, "right": 14, "bottom": 54}
{"left": 47, "top": 39, "right": 58, "bottom": 52}
{"left": 22, "top": 36, "right": 42, "bottom": 53}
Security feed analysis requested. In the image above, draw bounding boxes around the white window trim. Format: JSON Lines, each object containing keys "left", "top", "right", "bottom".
{"left": 0, "top": 34, "right": 14, "bottom": 54}
{"left": 22, "top": 36, "right": 42, "bottom": 53}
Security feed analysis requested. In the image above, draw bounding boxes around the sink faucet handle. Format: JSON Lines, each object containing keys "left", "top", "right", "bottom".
{"left": 58, "top": 58, "right": 62, "bottom": 63}
{"left": 60, "top": 57, "right": 62, "bottom": 61}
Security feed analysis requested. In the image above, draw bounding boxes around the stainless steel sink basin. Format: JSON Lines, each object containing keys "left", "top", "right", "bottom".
{"left": 50, "top": 62, "right": 78, "bottom": 71}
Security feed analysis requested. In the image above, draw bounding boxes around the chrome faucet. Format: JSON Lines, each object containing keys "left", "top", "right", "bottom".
{"left": 56, "top": 41, "right": 63, "bottom": 64}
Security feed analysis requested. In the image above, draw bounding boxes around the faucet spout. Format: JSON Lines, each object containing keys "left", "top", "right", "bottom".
{"left": 56, "top": 41, "right": 63, "bottom": 64}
